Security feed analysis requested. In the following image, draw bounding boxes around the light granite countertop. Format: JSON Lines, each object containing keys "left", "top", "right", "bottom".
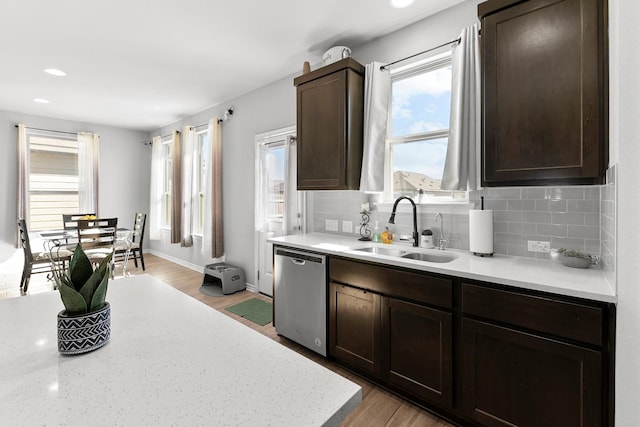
{"left": 269, "top": 233, "right": 616, "bottom": 303}
{"left": 0, "top": 274, "right": 361, "bottom": 426}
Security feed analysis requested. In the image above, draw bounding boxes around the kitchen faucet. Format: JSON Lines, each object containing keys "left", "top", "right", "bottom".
{"left": 388, "top": 196, "right": 419, "bottom": 247}
{"left": 435, "top": 212, "right": 448, "bottom": 250}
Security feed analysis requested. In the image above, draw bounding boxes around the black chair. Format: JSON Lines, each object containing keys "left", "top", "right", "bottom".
{"left": 17, "top": 219, "right": 72, "bottom": 293}
{"left": 62, "top": 213, "right": 96, "bottom": 244}
{"left": 115, "top": 213, "right": 146, "bottom": 271}
{"left": 76, "top": 218, "right": 118, "bottom": 266}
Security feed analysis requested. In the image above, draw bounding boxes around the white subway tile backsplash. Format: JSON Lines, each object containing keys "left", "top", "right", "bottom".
{"left": 537, "top": 223, "right": 568, "bottom": 237}
{"left": 535, "top": 200, "right": 550, "bottom": 211}
{"left": 308, "top": 178, "right": 614, "bottom": 277}
{"left": 549, "top": 187, "right": 585, "bottom": 200}
{"left": 521, "top": 188, "right": 546, "bottom": 199}
{"left": 568, "top": 225, "right": 600, "bottom": 240}
{"left": 548, "top": 199, "right": 568, "bottom": 212}
{"left": 487, "top": 188, "right": 521, "bottom": 199}
{"left": 522, "top": 211, "right": 552, "bottom": 223}
{"left": 568, "top": 199, "right": 599, "bottom": 213}
{"left": 551, "top": 212, "right": 586, "bottom": 225}
{"left": 508, "top": 222, "right": 536, "bottom": 234}
{"left": 585, "top": 213, "right": 600, "bottom": 226}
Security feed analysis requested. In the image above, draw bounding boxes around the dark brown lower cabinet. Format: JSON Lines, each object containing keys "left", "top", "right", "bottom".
{"left": 462, "top": 318, "right": 602, "bottom": 427}
{"left": 329, "top": 277, "right": 453, "bottom": 409}
{"left": 382, "top": 297, "right": 453, "bottom": 408}
{"left": 329, "top": 282, "right": 381, "bottom": 378}
{"left": 325, "top": 256, "right": 613, "bottom": 426}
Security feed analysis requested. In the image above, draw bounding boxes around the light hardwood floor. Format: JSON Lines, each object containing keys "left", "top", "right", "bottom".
{"left": 5, "top": 253, "right": 455, "bottom": 427}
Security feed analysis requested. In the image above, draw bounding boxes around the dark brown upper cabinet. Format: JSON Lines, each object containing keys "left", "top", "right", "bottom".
{"left": 479, "top": 0, "right": 608, "bottom": 186}
{"left": 293, "top": 58, "right": 364, "bottom": 190}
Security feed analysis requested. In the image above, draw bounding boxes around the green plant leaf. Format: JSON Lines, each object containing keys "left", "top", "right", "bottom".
{"left": 90, "top": 271, "right": 109, "bottom": 312}
{"left": 58, "top": 278, "right": 88, "bottom": 315}
{"left": 69, "top": 245, "right": 93, "bottom": 291}
{"left": 79, "top": 252, "right": 113, "bottom": 308}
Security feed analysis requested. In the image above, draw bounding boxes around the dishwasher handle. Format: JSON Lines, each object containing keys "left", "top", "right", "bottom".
{"left": 275, "top": 247, "right": 326, "bottom": 265}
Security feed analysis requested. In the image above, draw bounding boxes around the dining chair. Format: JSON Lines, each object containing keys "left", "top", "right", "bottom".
{"left": 76, "top": 217, "right": 118, "bottom": 266}
{"left": 115, "top": 213, "right": 147, "bottom": 271}
{"left": 62, "top": 213, "right": 96, "bottom": 243}
{"left": 17, "top": 219, "right": 72, "bottom": 293}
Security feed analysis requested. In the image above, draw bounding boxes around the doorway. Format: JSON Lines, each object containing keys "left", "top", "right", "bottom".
{"left": 254, "top": 126, "right": 304, "bottom": 296}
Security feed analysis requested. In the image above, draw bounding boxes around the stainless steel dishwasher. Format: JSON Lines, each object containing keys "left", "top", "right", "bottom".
{"left": 274, "top": 247, "right": 327, "bottom": 356}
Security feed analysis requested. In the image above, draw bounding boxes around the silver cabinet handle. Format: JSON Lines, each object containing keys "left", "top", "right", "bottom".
{"left": 291, "top": 258, "right": 306, "bottom": 266}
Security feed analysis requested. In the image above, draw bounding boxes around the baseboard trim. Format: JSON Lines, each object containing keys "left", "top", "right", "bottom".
{"left": 146, "top": 249, "right": 202, "bottom": 272}
{"left": 146, "top": 249, "right": 255, "bottom": 293}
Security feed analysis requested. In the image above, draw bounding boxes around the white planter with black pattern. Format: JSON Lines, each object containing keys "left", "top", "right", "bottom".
{"left": 57, "top": 302, "right": 111, "bottom": 355}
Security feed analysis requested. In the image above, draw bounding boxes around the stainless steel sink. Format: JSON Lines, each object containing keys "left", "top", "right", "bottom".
{"left": 353, "top": 247, "right": 408, "bottom": 257}
{"left": 401, "top": 252, "right": 456, "bottom": 263}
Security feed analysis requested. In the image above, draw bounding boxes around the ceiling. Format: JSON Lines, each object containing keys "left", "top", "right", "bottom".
{"left": 1, "top": 0, "right": 464, "bottom": 132}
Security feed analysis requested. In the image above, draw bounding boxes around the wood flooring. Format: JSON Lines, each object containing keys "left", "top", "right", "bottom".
{"left": 4, "top": 253, "right": 455, "bottom": 427}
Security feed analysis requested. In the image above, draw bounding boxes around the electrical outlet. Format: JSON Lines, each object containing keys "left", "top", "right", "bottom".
{"left": 528, "top": 240, "right": 551, "bottom": 253}
{"left": 342, "top": 221, "right": 353, "bottom": 233}
{"left": 325, "top": 219, "right": 339, "bottom": 232}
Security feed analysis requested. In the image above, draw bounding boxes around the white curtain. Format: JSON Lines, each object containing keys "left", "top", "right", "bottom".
{"left": 359, "top": 62, "right": 391, "bottom": 192}
{"left": 77, "top": 132, "right": 99, "bottom": 214}
{"left": 149, "top": 136, "right": 163, "bottom": 240}
{"left": 201, "top": 118, "right": 223, "bottom": 258}
{"left": 441, "top": 24, "right": 481, "bottom": 191}
{"left": 180, "top": 126, "right": 196, "bottom": 247}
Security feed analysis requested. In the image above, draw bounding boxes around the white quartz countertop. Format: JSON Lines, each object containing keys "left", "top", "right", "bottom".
{"left": 0, "top": 274, "right": 361, "bottom": 426}
{"left": 269, "top": 233, "right": 616, "bottom": 303}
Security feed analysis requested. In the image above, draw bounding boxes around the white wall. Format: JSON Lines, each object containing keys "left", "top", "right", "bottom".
{"left": 148, "top": 76, "right": 297, "bottom": 276}
{"left": 610, "top": 0, "right": 640, "bottom": 425}
{"left": 0, "top": 109, "right": 150, "bottom": 262}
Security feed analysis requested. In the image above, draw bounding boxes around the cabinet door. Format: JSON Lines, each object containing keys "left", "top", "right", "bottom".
{"left": 296, "top": 67, "right": 363, "bottom": 190}
{"left": 381, "top": 297, "right": 453, "bottom": 408}
{"left": 481, "top": 0, "right": 605, "bottom": 186}
{"left": 329, "top": 282, "right": 381, "bottom": 377}
{"left": 297, "top": 71, "right": 347, "bottom": 190}
{"left": 462, "top": 318, "right": 602, "bottom": 427}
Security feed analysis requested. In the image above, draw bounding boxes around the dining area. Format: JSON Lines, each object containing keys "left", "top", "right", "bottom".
{"left": 16, "top": 213, "right": 147, "bottom": 294}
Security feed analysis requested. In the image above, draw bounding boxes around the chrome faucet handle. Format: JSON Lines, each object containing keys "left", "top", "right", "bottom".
{"left": 435, "top": 212, "right": 446, "bottom": 250}
{"left": 438, "top": 237, "right": 449, "bottom": 250}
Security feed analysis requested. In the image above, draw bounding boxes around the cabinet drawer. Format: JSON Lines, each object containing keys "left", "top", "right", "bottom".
{"left": 461, "top": 283, "right": 603, "bottom": 346}
{"left": 330, "top": 257, "right": 452, "bottom": 309}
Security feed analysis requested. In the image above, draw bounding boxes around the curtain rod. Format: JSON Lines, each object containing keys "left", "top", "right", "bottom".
{"left": 14, "top": 124, "right": 78, "bottom": 136}
{"left": 380, "top": 37, "right": 461, "bottom": 71}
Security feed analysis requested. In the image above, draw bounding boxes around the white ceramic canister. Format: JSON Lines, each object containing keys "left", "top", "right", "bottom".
{"left": 420, "top": 230, "right": 435, "bottom": 249}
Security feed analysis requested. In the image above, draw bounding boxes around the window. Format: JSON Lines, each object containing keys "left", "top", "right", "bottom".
{"left": 162, "top": 138, "right": 173, "bottom": 228}
{"left": 385, "top": 52, "right": 466, "bottom": 202}
{"left": 28, "top": 133, "right": 79, "bottom": 230}
{"left": 194, "top": 130, "right": 208, "bottom": 234}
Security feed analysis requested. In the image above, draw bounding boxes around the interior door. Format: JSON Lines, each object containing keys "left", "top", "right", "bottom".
{"left": 255, "top": 128, "right": 303, "bottom": 296}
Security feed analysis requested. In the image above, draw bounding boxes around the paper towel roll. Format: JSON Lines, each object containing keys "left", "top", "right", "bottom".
{"left": 469, "top": 210, "right": 494, "bottom": 256}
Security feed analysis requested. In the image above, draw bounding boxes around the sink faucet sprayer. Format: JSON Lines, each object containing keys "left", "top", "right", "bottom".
{"left": 435, "top": 212, "right": 448, "bottom": 250}
{"left": 388, "top": 196, "right": 419, "bottom": 247}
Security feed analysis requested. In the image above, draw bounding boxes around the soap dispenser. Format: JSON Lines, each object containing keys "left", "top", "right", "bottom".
{"left": 381, "top": 227, "right": 393, "bottom": 244}
{"left": 373, "top": 221, "right": 381, "bottom": 243}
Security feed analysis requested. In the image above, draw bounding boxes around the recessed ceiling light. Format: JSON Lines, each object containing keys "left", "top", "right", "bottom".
{"left": 33, "top": 98, "right": 50, "bottom": 104}
{"left": 44, "top": 68, "right": 66, "bottom": 77}
{"left": 390, "top": 0, "right": 414, "bottom": 8}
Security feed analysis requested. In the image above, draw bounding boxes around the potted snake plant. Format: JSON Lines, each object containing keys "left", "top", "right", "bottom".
{"left": 51, "top": 244, "right": 113, "bottom": 355}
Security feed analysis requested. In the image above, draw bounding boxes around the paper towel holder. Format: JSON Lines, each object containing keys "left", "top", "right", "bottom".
{"left": 470, "top": 197, "right": 494, "bottom": 257}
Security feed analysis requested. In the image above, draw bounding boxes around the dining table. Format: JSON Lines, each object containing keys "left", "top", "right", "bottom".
{"left": 34, "top": 227, "right": 135, "bottom": 276}
{"left": 0, "top": 274, "right": 362, "bottom": 426}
